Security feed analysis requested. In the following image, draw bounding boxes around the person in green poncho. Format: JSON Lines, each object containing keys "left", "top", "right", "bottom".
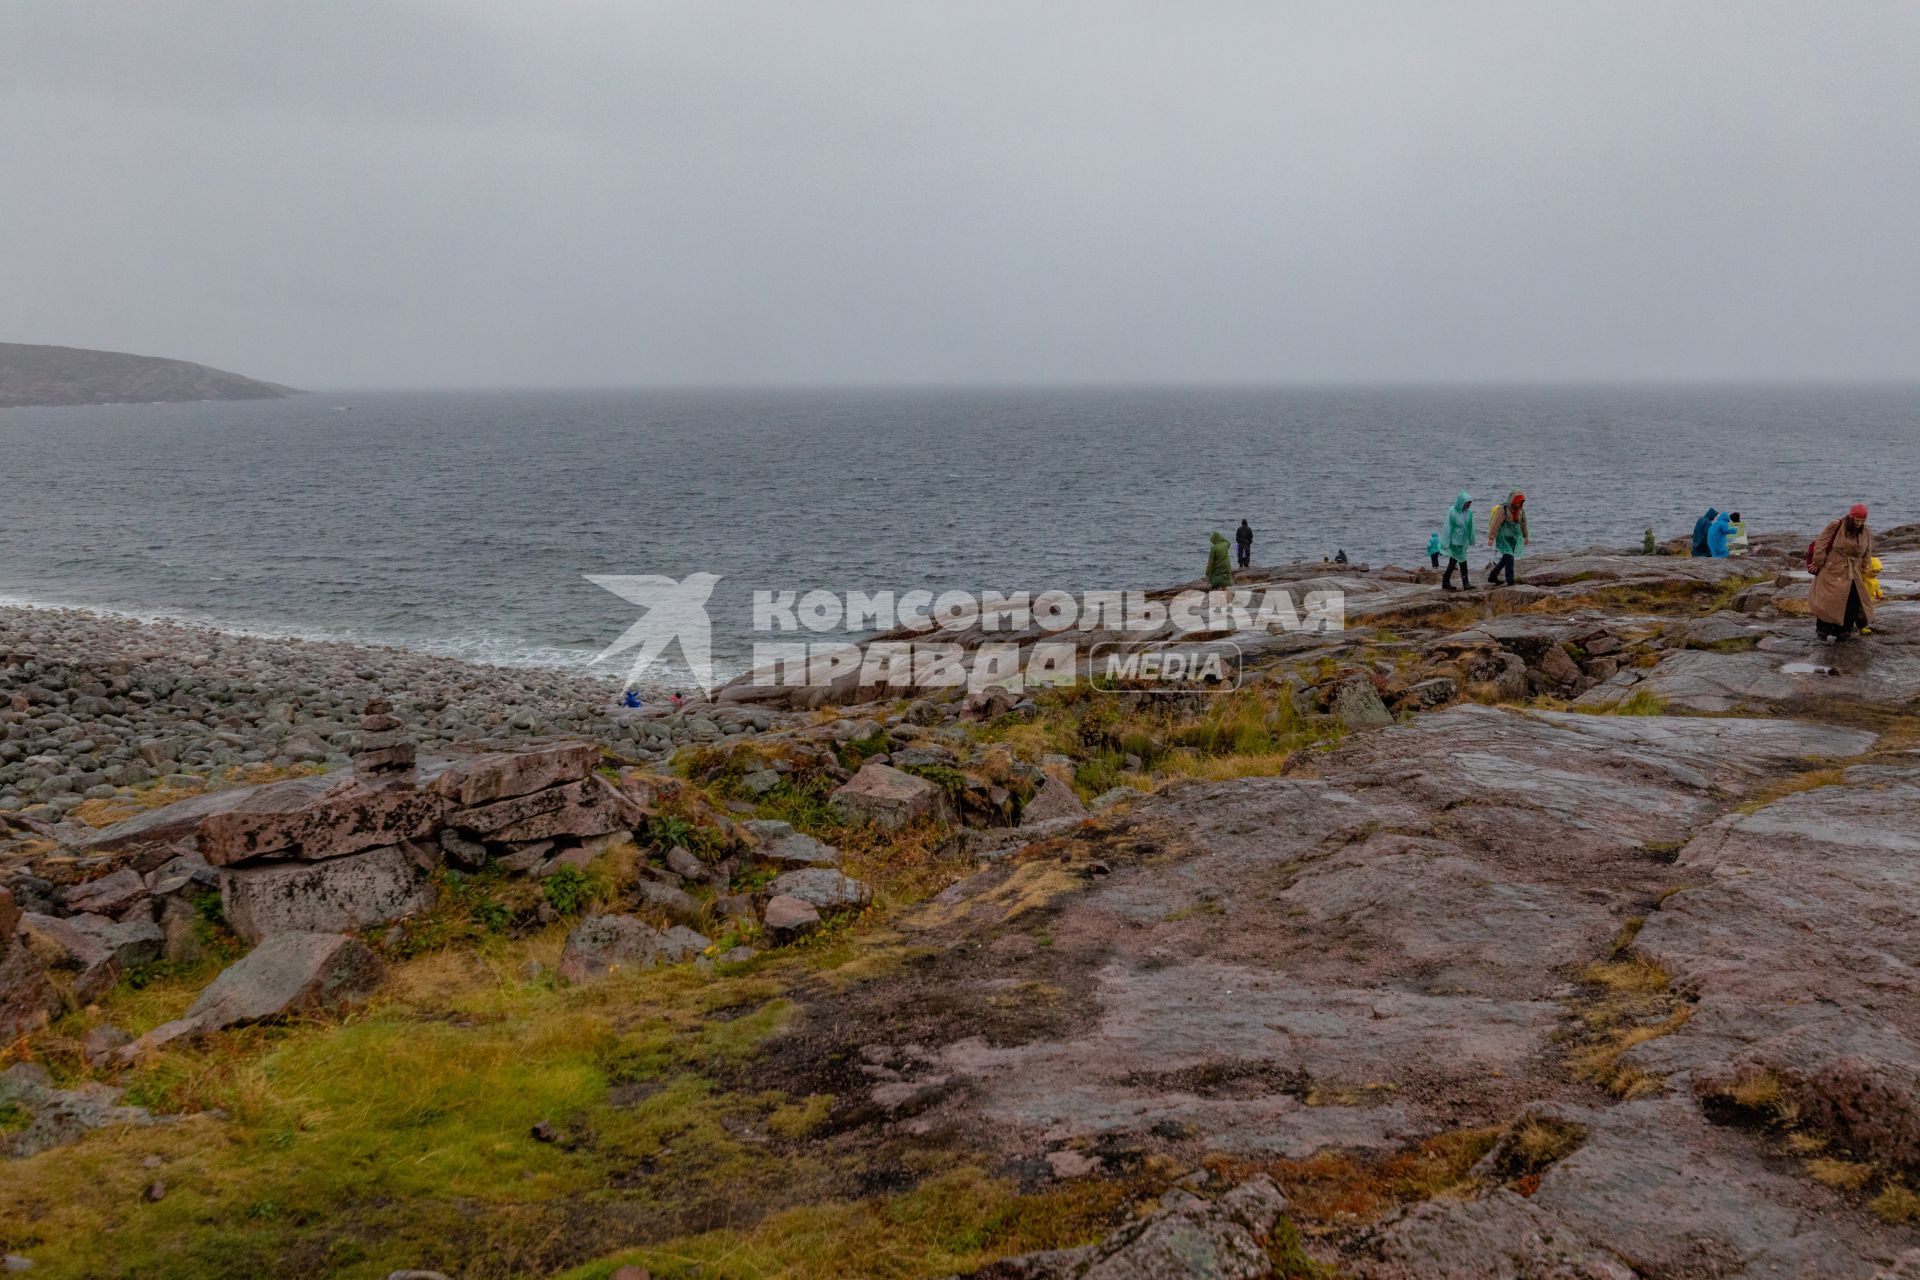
{"left": 1440, "top": 490, "right": 1474, "bottom": 590}
{"left": 1206, "top": 531, "right": 1233, "bottom": 588}
{"left": 1485, "top": 491, "right": 1528, "bottom": 586}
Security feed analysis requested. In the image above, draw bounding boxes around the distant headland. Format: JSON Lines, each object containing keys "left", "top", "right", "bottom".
{"left": 0, "top": 342, "right": 298, "bottom": 408}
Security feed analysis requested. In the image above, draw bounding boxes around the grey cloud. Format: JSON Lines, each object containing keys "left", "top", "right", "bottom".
{"left": 1, "top": 0, "right": 1915, "bottom": 387}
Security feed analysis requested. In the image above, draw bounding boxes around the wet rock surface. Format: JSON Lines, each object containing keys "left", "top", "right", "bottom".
{"left": 776, "top": 655, "right": 1918, "bottom": 1274}
{"left": 943, "top": 1176, "right": 1290, "bottom": 1280}
{"left": 11, "top": 536, "right": 1920, "bottom": 1276}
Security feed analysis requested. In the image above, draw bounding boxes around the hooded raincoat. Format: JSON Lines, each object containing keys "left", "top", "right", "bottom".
{"left": 1810, "top": 515, "right": 1874, "bottom": 629}
{"left": 1490, "top": 494, "right": 1528, "bottom": 558}
{"left": 1206, "top": 532, "right": 1233, "bottom": 588}
{"left": 1443, "top": 491, "right": 1474, "bottom": 561}
{"left": 1691, "top": 509, "right": 1718, "bottom": 557}
{"left": 1706, "top": 512, "right": 1733, "bottom": 558}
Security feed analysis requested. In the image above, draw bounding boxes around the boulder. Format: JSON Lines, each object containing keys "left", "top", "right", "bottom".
{"left": 219, "top": 845, "right": 437, "bottom": 942}
{"left": 0, "top": 936, "right": 56, "bottom": 1040}
{"left": 944, "top": 1177, "right": 1287, "bottom": 1279}
{"left": 1333, "top": 677, "right": 1393, "bottom": 730}
{"left": 1402, "top": 677, "right": 1458, "bottom": 708}
{"left": 762, "top": 894, "right": 821, "bottom": 941}
{"left": 493, "top": 839, "right": 554, "bottom": 873}
{"left": 158, "top": 898, "right": 205, "bottom": 966}
{"left": 656, "top": 926, "right": 711, "bottom": 964}
{"left": 664, "top": 845, "right": 707, "bottom": 879}
{"left": 455, "top": 777, "right": 644, "bottom": 843}
{"left": 557, "top": 914, "right": 709, "bottom": 984}
{"left": 1491, "top": 651, "right": 1530, "bottom": 702}
{"left": 0, "top": 1065, "right": 167, "bottom": 1158}
{"left": 18, "top": 912, "right": 162, "bottom": 1000}
{"left": 828, "top": 763, "right": 950, "bottom": 830}
{"left": 426, "top": 743, "right": 601, "bottom": 806}
{"left": 82, "top": 1024, "right": 132, "bottom": 1066}
{"left": 631, "top": 879, "right": 702, "bottom": 924}
{"left": 62, "top": 868, "right": 149, "bottom": 919}
{"left": 197, "top": 777, "right": 448, "bottom": 866}
{"left": 1021, "top": 775, "right": 1088, "bottom": 826}
{"left": 145, "top": 853, "right": 216, "bottom": 899}
{"left": 437, "top": 829, "right": 490, "bottom": 871}
{"left": 1537, "top": 643, "right": 1582, "bottom": 686}
{"left": 768, "top": 868, "right": 872, "bottom": 913}
{"left": 185, "top": 932, "right": 383, "bottom": 1029}
{"left": 73, "top": 774, "right": 336, "bottom": 856}
{"left": 743, "top": 819, "right": 840, "bottom": 867}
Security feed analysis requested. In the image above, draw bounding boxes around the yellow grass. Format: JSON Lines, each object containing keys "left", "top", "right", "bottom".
{"left": 1805, "top": 1158, "right": 1874, "bottom": 1192}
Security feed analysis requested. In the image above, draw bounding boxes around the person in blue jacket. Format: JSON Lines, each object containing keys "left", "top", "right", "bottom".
{"left": 1426, "top": 531, "right": 1442, "bottom": 568}
{"left": 1706, "top": 510, "right": 1735, "bottom": 558}
{"left": 1691, "top": 508, "right": 1719, "bottom": 557}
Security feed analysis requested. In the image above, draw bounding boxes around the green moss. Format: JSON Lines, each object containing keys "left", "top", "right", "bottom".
{"left": 542, "top": 866, "right": 594, "bottom": 916}
{"left": 1266, "top": 1216, "right": 1335, "bottom": 1279}
{"left": 1611, "top": 689, "right": 1669, "bottom": 716}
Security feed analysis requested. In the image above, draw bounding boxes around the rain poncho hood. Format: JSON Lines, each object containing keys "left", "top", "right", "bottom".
{"left": 1691, "top": 509, "right": 1719, "bottom": 556}
{"left": 1491, "top": 492, "right": 1528, "bottom": 558}
{"left": 1706, "top": 511, "right": 1733, "bottom": 557}
{"left": 1442, "top": 490, "right": 1474, "bottom": 559}
{"left": 1206, "top": 532, "right": 1233, "bottom": 588}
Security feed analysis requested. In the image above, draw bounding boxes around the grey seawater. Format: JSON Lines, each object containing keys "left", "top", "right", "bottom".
{"left": 0, "top": 385, "right": 1913, "bottom": 685}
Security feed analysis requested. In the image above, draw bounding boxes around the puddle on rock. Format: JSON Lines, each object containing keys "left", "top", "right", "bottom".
{"left": 1780, "top": 661, "right": 1839, "bottom": 676}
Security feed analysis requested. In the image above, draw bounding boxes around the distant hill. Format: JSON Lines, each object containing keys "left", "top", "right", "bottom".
{"left": 0, "top": 342, "right": 299, "bottom": 408}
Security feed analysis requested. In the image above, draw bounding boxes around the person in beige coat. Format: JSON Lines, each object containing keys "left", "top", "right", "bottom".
{"left": 1810, "top": 503, "right": 1874, "bottom": 641}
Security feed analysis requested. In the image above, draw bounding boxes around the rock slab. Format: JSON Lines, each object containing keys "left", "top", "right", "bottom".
{"left": 185, "top": 932, "right": 384, "bottom": 1028}
{"left": 219, "top": 844, "right": 437, "bottom": 942}
{"left": 829, "top": 762, "right": 949, "bottom": 830}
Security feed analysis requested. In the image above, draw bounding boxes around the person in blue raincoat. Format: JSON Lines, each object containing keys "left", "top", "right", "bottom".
{"left": 1426, "top": 531, "right": 1442, "bottom": 568}
{"left": 1691, "top": 508, "right": 1719, "bottom": 557}
{"left": 1440, "top": 490, "right": 1474, "bottom": 590}
{"left": 1706, "top": 510, "right": 1734, "bottom": 558}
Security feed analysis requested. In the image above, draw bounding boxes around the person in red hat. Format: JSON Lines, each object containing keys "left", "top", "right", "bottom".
{"left": 1810, "top": 503, "right": 1874, "bottom": 641}
{"left": 1485, "top": 491, "right": 1528, "bottom": 587}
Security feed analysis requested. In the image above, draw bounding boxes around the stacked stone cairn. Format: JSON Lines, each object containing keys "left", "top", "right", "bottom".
{"left": 352, "top": 698, "right": 415, "bottom": 779}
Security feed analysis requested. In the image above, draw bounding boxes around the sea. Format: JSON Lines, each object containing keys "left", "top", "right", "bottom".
{"left": 1, "top": 385, "right": 1913, "bottom": 687}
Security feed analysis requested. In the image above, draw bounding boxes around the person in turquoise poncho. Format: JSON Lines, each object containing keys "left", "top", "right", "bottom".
{"left": 1426, "top": 531, "right": 1442, "bottom": 569}
{"left": 1485, "top": 491, "right": 1528, "bottom": 586}
{"left": 1440, "top": 490, "right": 1474, "bottom": 591}
{"left": 1706, "top": 510, "right": 1734, "bottom": 558}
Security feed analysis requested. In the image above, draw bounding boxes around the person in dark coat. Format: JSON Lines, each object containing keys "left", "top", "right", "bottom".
{"left": 1235, "top": 519, "right": 1253, "bottom": 569}
{"left": 1691, "top": 508, "right": 1719, "bottom": 557}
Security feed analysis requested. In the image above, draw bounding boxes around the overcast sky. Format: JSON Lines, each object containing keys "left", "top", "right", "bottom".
{"left": 3, "top": 1, "right": 1918, "bottom": 389}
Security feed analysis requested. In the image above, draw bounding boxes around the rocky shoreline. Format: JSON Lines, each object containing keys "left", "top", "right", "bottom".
{"left": 0, "top": 604, "right": 798, "bottom": 822}
{"left": 5, "top": 530, "right": 1920, "bottom": 1278}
